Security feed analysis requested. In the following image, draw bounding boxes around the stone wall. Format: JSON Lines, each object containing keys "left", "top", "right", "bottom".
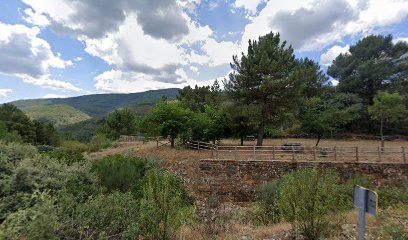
{"left": 197, "top": 159, "right": 408, "bottom": 203}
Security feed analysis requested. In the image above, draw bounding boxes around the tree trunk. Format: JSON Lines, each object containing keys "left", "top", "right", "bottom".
{"left": 170, "top": 138, "right": 175, "bottom": 148}
{"left": 240, "top": 135, "right": 244, "bottom": 146}
{"left": 256, "top": 122, "right": 265, "bottom": 146}
{"left": 315, "top": 135, "right": 321, "bottom": 146}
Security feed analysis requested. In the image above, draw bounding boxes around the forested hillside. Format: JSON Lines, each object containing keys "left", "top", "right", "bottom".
{"left": 24, "top": 105, "right": 91, "bottom": 128}
{"left": 10, "top": 88, "right": 179, "bottom": 117}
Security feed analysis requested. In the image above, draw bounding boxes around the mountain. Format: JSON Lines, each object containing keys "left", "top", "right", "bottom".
{"left": 24, "top": 105, "right": 91, "bottom": 128}
{"left": 10, "top": 88, "right": 179, "bottom": 117}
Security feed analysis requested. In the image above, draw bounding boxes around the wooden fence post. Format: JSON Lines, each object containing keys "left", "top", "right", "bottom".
{"left": 313, "top": 146, "right": 317, "bottom": 161}
{"left": 253, "top": 145, "right": 256, "bottom": 160}
{"left": 355, "top": 147, "right": 359, "bottom": 162}
{"left": 402, "top": 147, "right": 406, "bottom": 163}
{"left": 216, "top": 145, "right": 219, "bottom": 159}
{"left": 378, "top": 146, "right": 382, "bottom": 162}
{"left": 156, "top": 139, "right": 159, "bottom": 148}
{"left": 272, "top": 146, "right": 276, "bottom": 160}
{"left": 334, "top": 147, "right": 337, "bottom": 161}
{"left": 292, "top": 145, "right": 295, "bottom": 162}
{"left": 197, "top": 141, "right": 200, "bottom": 153}
{"left": 235, "top": 146, "right": 237, "bottom": 160}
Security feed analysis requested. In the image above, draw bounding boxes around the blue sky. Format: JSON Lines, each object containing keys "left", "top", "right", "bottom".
{"left": 0, "top": 0, "right": 408, "bottom": 103}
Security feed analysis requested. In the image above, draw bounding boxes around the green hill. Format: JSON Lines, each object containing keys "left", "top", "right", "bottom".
{"left": 11, "top": 88, "right": 179, "bottom": 117}
{"left": 24, "top": 105, "right": 91, "bottom": 128}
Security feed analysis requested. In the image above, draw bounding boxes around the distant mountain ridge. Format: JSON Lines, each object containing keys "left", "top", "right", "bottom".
{"left": 10, "top": 88, "right": 179, "bottom": 117}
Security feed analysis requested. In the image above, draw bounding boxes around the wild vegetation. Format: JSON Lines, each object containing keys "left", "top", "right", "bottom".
{"left": 1, "top": 32, "right": 408, "bottom": 239}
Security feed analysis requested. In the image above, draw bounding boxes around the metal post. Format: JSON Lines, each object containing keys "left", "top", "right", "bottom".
{"left": 292, "top": 145, "right": 295, "bottom": 162}
{"left": 356, "top": 147, "right": 359, "bottom": 162}
{"left": 272, "top": 146, "right": 275, "bottom": 160}
{"left": 357, "top": 191, "right": 367, "bottom": 240}
{"left": 334, "top": 147, "right": 337, "bottom": 161}
{"left": 378, "top": 146, "right": 382, "bottom": 162}
{"left": 402, "top": 147, "right": 406, "bottom": 163}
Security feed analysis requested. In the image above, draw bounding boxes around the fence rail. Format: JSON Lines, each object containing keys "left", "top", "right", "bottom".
{"left": 187, "top": 141, "right": 407, "bottom": 163}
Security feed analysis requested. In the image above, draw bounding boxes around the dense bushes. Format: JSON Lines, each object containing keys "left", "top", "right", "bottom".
{"left": 93, "top": 155, "right": 154, "bottom": 192}
{"left": 0, "top": 141, "right": 194, "bottom": 239}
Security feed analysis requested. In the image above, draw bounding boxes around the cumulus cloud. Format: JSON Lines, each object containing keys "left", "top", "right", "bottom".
{"left": 320, "top": 44, "right": 350, "bottom": 66}
{"left": 22, "top": 0, "right": 189, "bottom": 41}
{"left": 393, "top": 37, "right": 408, "bottom": 44}
{"left": 0, "top": 21, "right": 80, "bottom": 92}
{"left": 0, "top": 89, "right": 13, "bottom": 97}
{"left": 241, "top": 0, "right": 408, "bottom": 51}
{"left": 21, "top": 0, "right": 241, "bottom": 93}
{"left": 43, "top": 93, "right": 66, "bottom": 98}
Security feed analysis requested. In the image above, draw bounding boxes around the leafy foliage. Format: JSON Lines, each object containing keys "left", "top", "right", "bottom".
{"left": 277, "top": 168, "right": 343, "bottom": 240}
{"left": 88, "top": 133, "right": 112, "bottom": 152}
{"left": 0, "top": 104, "right": 59, "bottom": 146}
{"left": 138, "top": 171, "right": 195, "bottom": 240}
{"left": 100, "top": 108, "right": 136, "bottom": 139}
{"left": 93, "top": 155, "right": 152, "bottom": 192}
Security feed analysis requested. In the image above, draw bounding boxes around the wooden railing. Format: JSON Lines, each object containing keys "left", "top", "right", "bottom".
{"left": 186, "top": 140, "right": 216, "bottom": 151}
{"left": 214, "top": 145, "right": 407, "bottom": 163}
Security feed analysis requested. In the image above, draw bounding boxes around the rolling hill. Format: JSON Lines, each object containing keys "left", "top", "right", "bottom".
{"left": 24, "top": 105, "right": 91, "bottom": 128}
{"left": 11, "top": 88, "right": 179, "bottom": 117}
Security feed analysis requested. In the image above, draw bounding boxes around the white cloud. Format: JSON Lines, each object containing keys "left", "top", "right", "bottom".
{"left": 393, "top": 37, "right": 408, "bottom": 44}
{"left": 43, "top": 93, "right": 66, "bottom": 98}
{"left": 233, "top": 0, "right": 265, "bottom": 16}
{"left": 190, "top": 66, "right": 199, "bottom": 75}
{"left": 22, "top": 8, "right": 50, "bottom": 26}
{"left": 0, "top": 21, "right": 80, "bottom": 92}
{"left": 94, "top": 69, "right": 216, "bottom": 93}
{"left": 241, "top": 0, "right": 408, "bottom": 51}
{"left": 0, "top": 89, "right": 13, "bottom": 97}
{"left": 320, "top": 45, "right": 350, "bottom": 66}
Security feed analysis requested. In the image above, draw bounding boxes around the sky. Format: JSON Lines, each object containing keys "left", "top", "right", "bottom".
{"left": 0, "top": 0, "right": 408, "bottom": 103}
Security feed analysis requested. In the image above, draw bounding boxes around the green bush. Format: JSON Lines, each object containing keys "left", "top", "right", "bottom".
{"left": 46, "top": 148, "right": 85, "bottom": 164}
{"left": 88, "top": 133, "right": 112, "bottom": 152}
{"left": 277, "top": 168, "right": 344, "bottom": 240}
{"left": 75, "top": 192, "right": 140, "bottom": 239}
{"left": 61, "top": 140, "right": 88, "bottom": 154}
{"left": 138, "top": 171, "right": 195, "bottom": 240}
{"left": 0, "top": 156, "right": 98, "bottom": 221}
{"left": 93, "top": 155, "right": 152, "bottom": 192}
{"left": 0, "top": 191, "right": 60, "bottom": 240}
{"left": 247, "top": 181, "right": 281, "bottom": 225}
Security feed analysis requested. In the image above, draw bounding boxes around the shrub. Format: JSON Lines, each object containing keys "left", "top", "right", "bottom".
{"left": 0, "top": 191, "right": 60, "bottom": 240}
{"left": 93, "top": 155, "right": 152, "bottom": 192}
{"left": 46, "top": 148, "right": 85, "bottom": 165}
{"left": 0, "top": 156, "right": 98, "bottom": 221}
{"left": 75, "top": 192, "right": 140, "bottom": 239}
{"left": 138, "top": 171, "right": 195, "bottom": 240}
{"left": 251, "top": 181, "right": 281, "bottom": 225}
{"left": 277, "top": 168, "right": 343, "bottom": 240}
{"left": 88, "top": 133, "right": 111, "bottom": 152}
{"left": 61, "top": 140, "right": 88, "bottom": 154}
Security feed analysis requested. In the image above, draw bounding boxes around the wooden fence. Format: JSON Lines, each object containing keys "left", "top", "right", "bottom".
{"left": 187, "top": 141, "right": 407, "bottom": 163}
